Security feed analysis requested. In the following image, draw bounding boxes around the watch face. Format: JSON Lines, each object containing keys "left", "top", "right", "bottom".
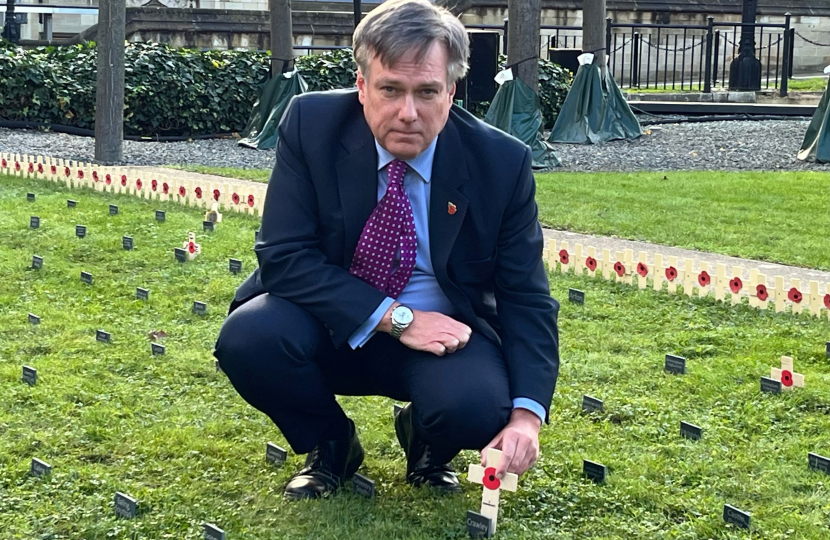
{"left": 392, "top": 306, "right": 413, "bottom": 325}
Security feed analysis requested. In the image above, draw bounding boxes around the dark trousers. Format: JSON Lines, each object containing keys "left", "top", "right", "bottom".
{"left": 213, "top": 293, "right": 512, "bottom": 461}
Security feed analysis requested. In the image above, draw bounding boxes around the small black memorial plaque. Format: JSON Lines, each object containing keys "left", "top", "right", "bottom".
{"left": 393, "top": 403, "right": 403, "bottom": 417}
{"left": 67, "top": 199, "right": 77, "bottom": 208}
{"left": 114, "top": 492, "right": 137, "bottom": 519}
{"left": 808, "top": 452, "right": 830, "bottom": 475}
{"left": 193, "top": 301, "right": 207, "bottom": 315}
{"left": 75, "top": 224, "right": 87, "bottom": 239}
{"left": 96, "top": 329, "right": 111, "bottom": 344}
{"left": 582, "top": 395, "right": 604, "bottom": 413}
{"left": 229, "top": 259, "right": 242, "bottom": 275}
{"left": 568, "top": 288, "right": 585, "bottom": 304}
{"left": 583, "top": 459, "right": 607, "bottom": 484}
{"left": 80, "top": 271, "right": 93, "bottom": 285}
{"left": 204, "top": 523, "right": 226, "bottom": 540}
{"left": 466, "top": 510, "right": 492, "bottom": 538}
{"left": 122, "top": 236, "right": 134, "bottom": 250}
{"left": 255, "top": 229, "right": 261, "bottom": 242}
{"left": 203, "top": 220, "right": 214, "bottom": 232}
{"left": 760, "top": 376, "right": 781, "bottom": 394}
{"left": 30, "top": 458, "right": 52, "bottom": 477}
{"left": 155, "top": 210, "right": 166, "bottom": 223}
{"left": 28, "top": 313, "right": 41, "bottom": 325}
{"left": 826, "top": 341, "right": 830, "bottom": 359}
{"left": 32, "top": 255, "right": 43, "bottom": 269}
{"left": 664, "top": 354, "right": 686, "bottom": 375}
{"left": 136, "top": 287, "right": 149, "bottom": 301}
{"left": 723, "top": 504, "right": 750, "bottom": 529}
{"left": 352, "top": 473, "right": 376, "bottom": 498}
{"left": 680, "top": 421, "right": 702, "bottom": 441}
{"left": 215, "top": 360, "right": 223, "bottom": 373}
{"left": 109, "top": 204, "right": 119, "bottom": 216}
{"left": 175, "top": 247, "right": 187, "bottom": 263}
{"left": 30, "top": 216, "right": 40, "bottom": 229}
{"left": 27, "top": 192, "right": 35, "bottom": 202}
{"left": 151, "top": 343, "right": 166, "bottom": 356}
{"left": 22, "top": 365, "right": 37, "bottom": 386}
{"left": 265, "top": 442, "right": 287, "bottom": 466}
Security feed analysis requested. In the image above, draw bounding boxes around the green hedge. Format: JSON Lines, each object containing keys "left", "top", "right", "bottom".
{"left": 0, "top": 42, "right": 570, "bottom": 137}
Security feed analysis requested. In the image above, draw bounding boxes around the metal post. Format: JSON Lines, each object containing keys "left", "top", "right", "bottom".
{"left": 502, "top": 18, "right": 508, "bottom": 55}
{"left": 780, "top": 12, "right": 791, "bottom": 97}
{"left": 704, "top": 16, "right": 714, "bottom": 93}
{"left": 1, "top": 0, "right": 21, "bottom": 43}
{"left": 44, "top": 13, "right": 52, "bottom": 42}
{"left": 728, "top": 0, "right": 761, "bottom": 90}
{"left": 605, "top": 17, "right": 612, "bottom": 56}
{"left": 353, "top": 0, "right": 361, "bottom": 29}
{"left": 94, "top": 0, "right": 126, "bottom": 163}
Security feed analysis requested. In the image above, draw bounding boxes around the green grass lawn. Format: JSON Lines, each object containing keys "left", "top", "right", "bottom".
{"left": 167, "top": 166, "right": 829, "bottom": 270}
{"left": 2, "top": 174, "right": 830, "bottom": 539}
{"left": 166, "top": 164, "right": 272, "bottom": 183}
{"left": 535, "top": 170, "right": 830, "bottom": 270}
{"left": 788, "top": 77, "right": 828, "bottom": 92}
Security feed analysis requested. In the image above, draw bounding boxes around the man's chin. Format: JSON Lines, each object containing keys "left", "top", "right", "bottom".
{"left": 385, "top": 139, "right": 425, "bottom": 160}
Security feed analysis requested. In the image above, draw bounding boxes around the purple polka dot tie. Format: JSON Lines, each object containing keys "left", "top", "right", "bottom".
{"left": 349, "top": 159, "right": 417, "bottom": 298}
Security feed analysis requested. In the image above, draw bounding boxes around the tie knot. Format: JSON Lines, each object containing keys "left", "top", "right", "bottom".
{"left": 387, "top": 159, "right": 407, "bottom": 186}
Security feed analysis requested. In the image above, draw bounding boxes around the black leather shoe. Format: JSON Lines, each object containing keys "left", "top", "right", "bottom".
{"left": 394, "top": 403, "right": 461, "bottom": 493}
{"left": 284, "top": 420, "right": 364, "bottom": 500}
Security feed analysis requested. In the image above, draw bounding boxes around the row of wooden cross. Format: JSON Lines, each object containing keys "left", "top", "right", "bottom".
{"left": 546, "top": 240, "right": 830, "bottom": 318}
{"left": 0, "top": 152, "right": 267, "bottom": 217}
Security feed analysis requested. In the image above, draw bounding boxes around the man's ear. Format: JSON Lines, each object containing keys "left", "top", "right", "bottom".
{"left": 448, "top": 82, "right": 456, "bottom": 102}
{"left": 357, "top": 68, "right": 367, "bottom": 104}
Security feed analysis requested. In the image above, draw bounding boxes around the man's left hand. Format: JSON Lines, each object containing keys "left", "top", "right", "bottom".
{"left": 481, "top": 408, "right": 541, "bottom": 478}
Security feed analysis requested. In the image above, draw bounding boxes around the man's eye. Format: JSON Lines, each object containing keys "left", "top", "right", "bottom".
{"left": 381, "top": 86, "right": 397, "bottom": 93}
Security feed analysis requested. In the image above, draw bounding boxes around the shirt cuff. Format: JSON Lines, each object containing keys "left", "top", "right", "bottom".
{"left": 512, "top": 398, "right": 546, "bottom": 424}
{"left": 348, "top": 297, "right": 396, "bottom": 349}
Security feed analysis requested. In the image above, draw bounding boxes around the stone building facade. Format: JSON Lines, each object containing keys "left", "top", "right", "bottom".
{"left": 10, "top": 0, "right": 830, "bottom": 75}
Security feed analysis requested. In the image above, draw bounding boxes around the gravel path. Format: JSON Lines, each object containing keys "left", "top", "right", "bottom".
{"left": 1, "top": 119, "right": 828, "bottom": 172}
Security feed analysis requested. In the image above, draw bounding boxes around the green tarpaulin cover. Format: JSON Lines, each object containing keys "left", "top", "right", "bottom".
{"left": 549, "top": 60, "right": 643, "bottom": 144}
{"left": 484, "top": 77, "right": 561, "bottom": 170}
{"left": 797, "top": 75, "right": 830, "bottom": 164}
{"left": 238, "top": 71, "right": 308, "bottom": 150}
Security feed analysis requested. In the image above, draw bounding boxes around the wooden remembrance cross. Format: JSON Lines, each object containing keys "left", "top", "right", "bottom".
{"left": 467, "top": 448, "right": 519, "bottom": 534}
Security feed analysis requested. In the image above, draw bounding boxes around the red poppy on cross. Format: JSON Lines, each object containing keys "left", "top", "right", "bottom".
{"left": 182, "top": 232, "right": 201, "bottom": 261}
{"left": 771, "top": 356, "right": 804, "bottom": 391}
{"left": 585, "top": 257, "right": 597, "bottom": 272}
{"left": 467, "top": 448, "right": 518, "bottom": 535}
{"left": 559, "top": 250, "right": 569, "bottom": 265}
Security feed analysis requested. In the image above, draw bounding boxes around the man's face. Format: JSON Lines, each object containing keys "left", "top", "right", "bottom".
{"left": 357, "top": 41, "right": 456, "bottom": 160}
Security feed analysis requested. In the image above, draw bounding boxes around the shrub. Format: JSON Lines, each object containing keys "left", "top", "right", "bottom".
{"left": 0, "top": 42, "right": 570, "bottom": 137}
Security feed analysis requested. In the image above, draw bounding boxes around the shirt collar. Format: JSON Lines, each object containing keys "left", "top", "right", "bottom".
{"left": 375, "top": 138, "right": 437, "bottom": 184}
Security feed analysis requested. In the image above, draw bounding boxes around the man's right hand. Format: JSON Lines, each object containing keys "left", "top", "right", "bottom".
{"left": 399, "top": 309, "right": 472, "bottom": 356}
{"left": 376, "top": 304, "right": 471, "bottom": 356}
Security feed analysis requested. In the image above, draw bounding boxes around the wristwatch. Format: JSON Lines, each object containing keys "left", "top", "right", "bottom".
{"left": 390, "top": 305, "right": 414, "bottom": 339}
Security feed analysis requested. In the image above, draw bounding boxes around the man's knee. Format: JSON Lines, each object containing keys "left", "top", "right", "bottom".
{"left": 214, "top": 293, "right": 323, "bottom": 371}
{"left": 415, "top": 389, "right": 512, "bottom": 451}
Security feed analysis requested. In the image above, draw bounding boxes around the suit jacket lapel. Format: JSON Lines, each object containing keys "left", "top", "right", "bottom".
{"left": 429, "top": 119, "right": 469, "bottom": 282}
{"left": 336, "top": 114, "right": 378, "bottom": 269}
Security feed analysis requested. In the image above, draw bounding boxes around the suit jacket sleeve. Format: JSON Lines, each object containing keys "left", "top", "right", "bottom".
{"left": 495, "top": 147, "right": 560, "bottom": 420}
{"left": 255, "top": 98, "right": 388, "bottom": 346}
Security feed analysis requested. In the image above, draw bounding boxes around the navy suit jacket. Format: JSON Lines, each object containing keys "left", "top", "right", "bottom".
{"left": 230, "top": 89, "right": 560, "bottom": 417}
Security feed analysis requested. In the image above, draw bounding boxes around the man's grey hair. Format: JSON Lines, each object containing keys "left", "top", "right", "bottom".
{"left": 353, "top": 0, "right": 470, "bottom": 86}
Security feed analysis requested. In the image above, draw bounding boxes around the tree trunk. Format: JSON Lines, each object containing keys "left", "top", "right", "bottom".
{"left": 94, "top": 0, "right": 126, "bottom": 164}
{"left": 583, "top": 0, "right": 607, "bottom": 74}
{"left": 270, "top": 0, "right": 293, "bottom": 76}
{"left": 507, "top": 0, "right": 540, "bottom": 93}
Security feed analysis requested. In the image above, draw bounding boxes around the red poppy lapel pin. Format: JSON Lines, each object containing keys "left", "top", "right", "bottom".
{"left": 448, "top": 202, "right": 457, "bottom": 215}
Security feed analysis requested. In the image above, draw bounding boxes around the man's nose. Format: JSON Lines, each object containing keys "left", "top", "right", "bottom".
{"left": 398, "top": 94, "right": 418, "bottom": 122}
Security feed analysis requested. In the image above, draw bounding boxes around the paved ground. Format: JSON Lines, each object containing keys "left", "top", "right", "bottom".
{"left": 544, "top": 229, "right": 830, "bottom": 289}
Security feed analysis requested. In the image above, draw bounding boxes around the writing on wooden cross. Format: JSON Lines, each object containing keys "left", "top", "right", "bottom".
{"left": 467, "top": 448, "right": 518, "bottom": 535}
{"left": 183, "top": 232, "right": 201, "bottom": 261}
{"left": 771, "top": 356, "right": 804, "bottom": 390}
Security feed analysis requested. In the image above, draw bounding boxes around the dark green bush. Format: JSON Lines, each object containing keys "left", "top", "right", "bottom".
{"left": 0, "top": 42, "right": 570, "bottom": 137}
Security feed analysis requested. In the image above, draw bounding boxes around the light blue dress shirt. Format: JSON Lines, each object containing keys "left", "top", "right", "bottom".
{"left": 347, "top": 139, "right": 546, "bottom": 424}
